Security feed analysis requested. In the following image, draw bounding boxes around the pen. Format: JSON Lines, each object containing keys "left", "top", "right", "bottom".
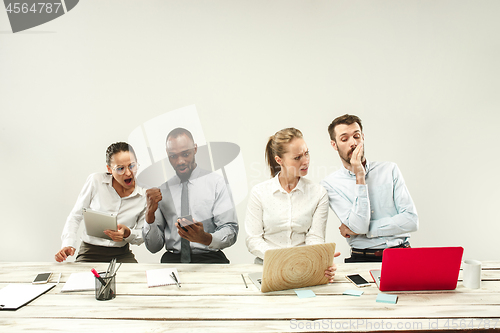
{"left": 91, "top": 269, "right": 107, "bottom": 286}
{"left": 241, "top": 274, "right": 248, "bottom": 288}
{"left": 114, "top": 263, "right": 122, "bottom": 275}
{"left": 106, "top": 258, "right": 116, "bottom": 279}
{"left": 56, "top": 273, "right": 62, "bottom": 285}
{"left": 170, "top": 272, "right": 181, "bottom": 288}
{"left": 106, "top": 259, "right": 116, "bottom": 298}
{"left": 101, "top": 276, "right": 115, "bottom": 298}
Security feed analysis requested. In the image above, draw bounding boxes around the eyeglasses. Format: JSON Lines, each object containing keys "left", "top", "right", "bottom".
{"left": 111, "top": 162, "right": 139, "bottom": 175}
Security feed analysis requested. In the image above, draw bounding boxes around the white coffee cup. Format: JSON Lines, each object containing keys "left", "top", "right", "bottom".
{"left": 463, "top": 259, "right": 481, "bottom": 289}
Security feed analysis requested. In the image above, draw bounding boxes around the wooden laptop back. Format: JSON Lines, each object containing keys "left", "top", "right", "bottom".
{"left": 260, "top": 243, "right": 336, "bottom": 293}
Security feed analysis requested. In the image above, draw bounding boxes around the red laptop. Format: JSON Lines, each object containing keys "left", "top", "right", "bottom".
{"left": 369, "top": 247, "right": 464, "bottom": 291}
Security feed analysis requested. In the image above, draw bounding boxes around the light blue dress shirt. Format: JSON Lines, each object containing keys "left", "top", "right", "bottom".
{"left": 143, "top": 166, "right": 238, "bottom": 255}
{"left": 321, "top": 160, "right": 418, "bottom": 249}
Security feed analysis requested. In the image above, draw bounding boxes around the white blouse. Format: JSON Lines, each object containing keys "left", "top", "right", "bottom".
{"left": 245, "top": 173, "right": 329, "bottom": 260}
{"left": 61, "top": 173, "right": 146, "bottom": 249}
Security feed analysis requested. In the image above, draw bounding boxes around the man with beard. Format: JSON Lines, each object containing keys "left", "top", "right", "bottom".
{"left": 143, "top": 128, "right": 238, "bottom": 263}
{"left": 321, "top": 114, "right": 418, "bottom": 263}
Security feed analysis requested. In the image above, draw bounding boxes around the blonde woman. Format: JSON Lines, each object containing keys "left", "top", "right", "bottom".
{"left": 245, "top": 128, "right": 339, "bottom": 281}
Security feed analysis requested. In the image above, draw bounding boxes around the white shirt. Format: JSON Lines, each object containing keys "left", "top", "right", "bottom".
{"left": 245, "top": 174, "right": 329, "bottom": 260}
{"left": 321, "top": 160, "right": 418, "bottom": 249}
{"left": 61, "top": 173, "right": 147, "bottom": 249}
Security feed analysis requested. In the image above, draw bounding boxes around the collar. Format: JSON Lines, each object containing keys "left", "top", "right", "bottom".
{"left": 341, "top": 159, "right": 371, "bottom": 177}
{"left": 271, "top": 172, "right": 306, "bottom": 194}
{"left": 171, "top": 165, "right": 201, "bottom": 186}
{"left": 103, "top": 173, "right": 113, "bottom": 185}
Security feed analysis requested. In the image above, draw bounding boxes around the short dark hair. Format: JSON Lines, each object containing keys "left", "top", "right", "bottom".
{"left": 166, "top": 128, "right": 194, "bottom": 145}
{"left": 328, "top": 114, "right": 363, "bottom": 141}
{"left": 105, "top": 142, "right": 136, "bottom": 166}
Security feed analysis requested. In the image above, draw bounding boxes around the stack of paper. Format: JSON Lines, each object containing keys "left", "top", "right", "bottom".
{"left": 61, "top": 272, "right": 95, "bottom": 292}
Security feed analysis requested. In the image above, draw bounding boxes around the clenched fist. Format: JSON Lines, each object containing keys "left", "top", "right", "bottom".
{"left": 146, "top": 188, "right": 162, "bottom": 224}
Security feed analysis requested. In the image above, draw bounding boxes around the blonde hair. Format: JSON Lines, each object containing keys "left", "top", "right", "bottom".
{"left": 265, "top": 128, "right": 303, "bottom": 177}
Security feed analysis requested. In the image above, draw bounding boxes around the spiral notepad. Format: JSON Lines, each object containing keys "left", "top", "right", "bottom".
{"left": 146, "top": 268, "right": 180, "bottom": 288}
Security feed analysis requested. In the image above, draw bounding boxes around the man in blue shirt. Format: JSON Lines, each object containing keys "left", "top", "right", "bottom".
{"left": 143, "top": 128, "right": 238, "bottom": 263}
{"left": 321, "top": 114, "right": 418, "bottom": 263}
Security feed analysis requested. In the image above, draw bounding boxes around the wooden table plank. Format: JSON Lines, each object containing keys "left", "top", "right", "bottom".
{"left": 1, "top": 293, "right": 500, "bottom": 320}
{"left": 2, "top": 318, "right": 500, "bottom": 332}
{"left": 1, "top": 318, "right": 498, "bottom": 332}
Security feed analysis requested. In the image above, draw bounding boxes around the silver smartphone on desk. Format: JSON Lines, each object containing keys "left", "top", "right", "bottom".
{"left": 32, "top": 272, "right": 52, "bottom": 284}
{"left": 346, "top": 274, "right": 371, "bottom": 288}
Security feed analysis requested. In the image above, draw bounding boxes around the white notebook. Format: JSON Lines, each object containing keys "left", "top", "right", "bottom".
{"left": 146, "top": 268, "right": 180, "bottom": 288}
{"left": 61, "top": 272, "right": 95, "bottom": 292}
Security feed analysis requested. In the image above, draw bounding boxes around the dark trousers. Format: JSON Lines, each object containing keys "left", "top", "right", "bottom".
{"left": 75, "top": 242, "right": 138, "bottom": 263}
{"left": 161, "top": 250, "right": 229, "bottom": 264}
{"left": 344, "top": 242, "right": 411, "bottom": 263}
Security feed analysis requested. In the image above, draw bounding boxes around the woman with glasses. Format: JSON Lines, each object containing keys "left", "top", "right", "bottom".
{"left": 245, "top": 128, "right": 339, "bottom": 282}
{"left": 55, "top": 142, "right": 146, "bottom": 263}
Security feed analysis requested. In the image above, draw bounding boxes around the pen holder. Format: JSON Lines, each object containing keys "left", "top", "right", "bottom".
{"left": 95, "top": 272, "right": 116, "bottom": 301}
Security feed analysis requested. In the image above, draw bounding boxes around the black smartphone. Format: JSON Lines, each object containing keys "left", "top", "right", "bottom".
{"left": 345, "top": 274, "right": 371, "bottom": 288}
{"left": 32, "top": 272, "right": 52, "bottom": 284}
{"left": 178, "top": 215, "right": 195, "bottom": 231}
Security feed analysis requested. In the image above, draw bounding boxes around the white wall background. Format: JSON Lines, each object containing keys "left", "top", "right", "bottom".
{"left": 1, "top": 0, "right": 499, "bottom": 264}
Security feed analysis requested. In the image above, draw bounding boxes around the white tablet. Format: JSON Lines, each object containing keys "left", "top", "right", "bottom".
{"left": 82, "top": 208, "right": 117, "bottom": 239}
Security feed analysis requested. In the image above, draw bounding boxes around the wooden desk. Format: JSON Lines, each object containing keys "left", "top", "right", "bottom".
{"left": 0, "top": 262, "right": 499, "bottom": 332}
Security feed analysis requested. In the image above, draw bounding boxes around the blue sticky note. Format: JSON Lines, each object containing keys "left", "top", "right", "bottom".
{"left": 294, "top": 289, "right": 316, "bottom": 298}
{"left": 343, "top": 289, "right": 364, "bottom": 296}
{"left": 376, "top": 293, "right": 398, "bottom": 304}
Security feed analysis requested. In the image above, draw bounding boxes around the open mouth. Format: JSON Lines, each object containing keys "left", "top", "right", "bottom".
{"left": 177, "top": 165, "right": 189, "bottom": 173}
{"left": 124, "top": 178, "right": 133, "bottom": 185}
